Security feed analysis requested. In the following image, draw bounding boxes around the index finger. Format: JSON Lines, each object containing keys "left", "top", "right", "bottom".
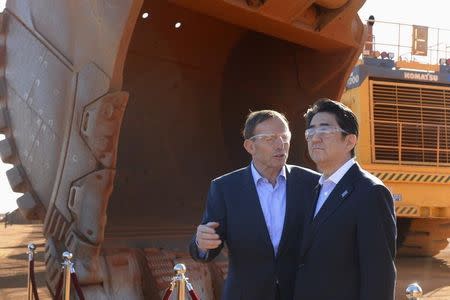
{"left": 205, "top": 222, "right": 220, "bottom": 228}
{"left": 198, "top": 224, "right": 217, "bottom": 234}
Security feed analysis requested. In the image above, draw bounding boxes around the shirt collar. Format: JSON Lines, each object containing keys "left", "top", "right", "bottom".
{"left": 318, "top": 158, "right": 355, "bottom": 186}
{"left": 251, "top": 162, "right": 286, "bottom": 186}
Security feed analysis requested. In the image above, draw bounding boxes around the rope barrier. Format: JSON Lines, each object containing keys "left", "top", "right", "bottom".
{"left": 163, "top": 279, "right": 176, "bottom": 300}
{"left": 53, "top": 271, "right": 64, "bottom": 300}
{"left": 27, "top": 243, "right": 197, "bottom": 300}
{"left": 29, "top": 259, "right": 40, "bottom": 300}
{"left": 162, "top": 287, "right": 173, "bottom": 300}
{"left": 24, "top": 241, "right": 423, "bottom": 300}
{"left": 188, "top": 289, "right": 200, "bottom": 300}
{"left": 70, "top": 272, "right": 85, "bottom": 300}
{"left": 27, "top": 243, "right": 40, "bottom": 300}
{"left": 186, "top": 281, "right": 199, "bottom": 300}
{"left": 51, "top": 251, "right": 86, "bottom": 300}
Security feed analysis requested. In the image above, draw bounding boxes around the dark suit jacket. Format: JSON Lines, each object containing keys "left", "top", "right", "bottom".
{"left": 190, "top": 164, "right": 319, "bottom": 300}
{"left": 294, "top": 163, "right": 397, "bottom": 300}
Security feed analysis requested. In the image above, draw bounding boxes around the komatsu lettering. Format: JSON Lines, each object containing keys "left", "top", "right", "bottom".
{"left": 404, "top": 72, "right": 438, "bottom": 81}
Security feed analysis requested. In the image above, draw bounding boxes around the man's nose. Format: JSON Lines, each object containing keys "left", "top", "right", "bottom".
{"left": 273, "top": 136, "right": 286, "bottom": 148}
{"left": 309, "top": 132, "right": 322, "bottom": 143}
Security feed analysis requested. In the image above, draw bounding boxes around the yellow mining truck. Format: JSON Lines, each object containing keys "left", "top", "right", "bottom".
{"left": 0, "top": 0, "right": 364, "bottom": 298}
{"left": 341, "top": 17, "right": 450, "bottom": 257}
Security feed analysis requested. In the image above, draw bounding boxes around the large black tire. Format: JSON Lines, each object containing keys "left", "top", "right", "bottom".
{"left": 397, "top": 218, "right": 450, "bottom": 257}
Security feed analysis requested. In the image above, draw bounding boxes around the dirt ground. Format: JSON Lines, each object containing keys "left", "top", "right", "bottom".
{"left": 0, "top": 224, "right": 51, "bottom": 299}
{"left": 0, "top": 224, "right": 449, "bottom": 299}
{"left": 396, "top": 244, "right": 450, "bottom": 299}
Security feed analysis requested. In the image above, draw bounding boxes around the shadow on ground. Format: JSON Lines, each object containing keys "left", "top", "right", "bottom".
{"left": 396, "top": 245, "right": 450, "bottom": 298}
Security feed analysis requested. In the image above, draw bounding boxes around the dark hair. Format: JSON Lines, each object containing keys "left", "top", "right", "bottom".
{"left": 303, "top": 98, "right": 359, "bottom": 157}
{"left": 242, "top": 110, "right": 289, "bottom": 139}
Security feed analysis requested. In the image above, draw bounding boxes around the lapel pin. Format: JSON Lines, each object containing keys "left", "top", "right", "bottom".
{"left": 341, "top": 190, "right": 349, "bottom": 198}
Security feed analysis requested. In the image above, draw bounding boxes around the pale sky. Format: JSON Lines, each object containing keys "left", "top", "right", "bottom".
{"left": 358, "top": 0, "right": 449, "bottom": 29}
{"left": 0, "top": 1, "right": 448, "bottom": 213}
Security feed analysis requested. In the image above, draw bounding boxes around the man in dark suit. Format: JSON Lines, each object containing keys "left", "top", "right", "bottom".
{"left": 190, "top": 110, "right": 319, "bottom": 300}
{"left": 294, "top": 99, "right": 397, "bottom": 300}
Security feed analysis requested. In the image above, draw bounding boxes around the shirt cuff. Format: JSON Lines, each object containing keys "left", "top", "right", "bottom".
{"left": 196, "top": 239, "right": 209, "bottom": 259}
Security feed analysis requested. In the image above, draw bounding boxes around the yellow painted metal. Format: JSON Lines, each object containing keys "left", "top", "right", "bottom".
{"left": 341, "top": 77, "right": 450, "bottom": 219}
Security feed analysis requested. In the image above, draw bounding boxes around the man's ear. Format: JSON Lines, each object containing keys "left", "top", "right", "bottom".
{"left": 346, "top": 134, "right": 357, "bottom": 152}
{"left": 244, "top": 139, "right": 255, "bottom": 155}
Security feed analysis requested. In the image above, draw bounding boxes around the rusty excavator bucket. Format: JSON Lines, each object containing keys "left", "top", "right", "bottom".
{"left": 0, "top": 0, "right": 365, "bottom": 298}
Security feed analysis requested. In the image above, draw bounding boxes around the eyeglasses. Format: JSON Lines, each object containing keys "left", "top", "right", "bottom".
{"left": 305, "top": 126, "right": 348, "bottom": 141}
{"left": 249, "top": 132, "right": 291, "bottom": 144}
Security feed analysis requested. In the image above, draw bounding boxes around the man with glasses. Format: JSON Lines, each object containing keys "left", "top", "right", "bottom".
{"left": 294, "top": 99, "right": 396, "bottom": 300}
{"left": 190, "top": 110, "right": 319, "bottom": 300}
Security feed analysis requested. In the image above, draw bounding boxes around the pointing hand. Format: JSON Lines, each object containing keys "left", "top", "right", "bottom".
{"left": 195, "top": 222, "right": 222, "bottom": 251}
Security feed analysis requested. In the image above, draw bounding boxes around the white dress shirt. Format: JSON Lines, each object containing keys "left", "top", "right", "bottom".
{"left": 314, "top": 158, "right": 355, "bottom": 217}
{"left": 251, "top": 163, "right": 286, "bottom": 255}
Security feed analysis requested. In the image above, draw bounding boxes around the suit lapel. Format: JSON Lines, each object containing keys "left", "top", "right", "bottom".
{"left": 276, "top": 165, "right": 297, "bottom": 258}
{"left": 240, "top": 165, "right": 274, "bottom": 256}
{"left": 301, "top": 164, "right": 362, "bottom": 256}
{"left": 307, "top": 183, "right": 322, "bottom": 223}
{"left": 300, "top": 183, "right": 321, "bottom": 255}
{"left": 311, "top": 183, "right": 354, "bottom": 230}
